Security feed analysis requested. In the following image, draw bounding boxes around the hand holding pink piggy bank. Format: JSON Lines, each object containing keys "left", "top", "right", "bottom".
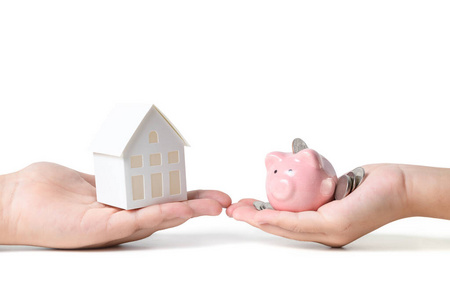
{"left": 265, "top": 139, "right": 338, "bottom": 212}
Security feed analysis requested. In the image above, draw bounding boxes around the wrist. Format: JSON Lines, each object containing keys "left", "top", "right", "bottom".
{"left": 0, "top": 172, "right": 18, "bottom": 245}
{"left": 403, "top": 165, "right": 450, "bottom": 219}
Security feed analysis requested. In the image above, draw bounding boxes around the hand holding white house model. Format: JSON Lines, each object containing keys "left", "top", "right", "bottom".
{"left": 91, "top": 104, "right": 191, "bottom": 210}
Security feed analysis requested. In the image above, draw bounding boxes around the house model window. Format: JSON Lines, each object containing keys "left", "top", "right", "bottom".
{"left": 91, "top": 104, "right": 190, "bottom": 210}
{"left": 169, "top": 170, "right": 181, "bottom": 195}
{"left": 132, "top": 175, "right": 145, "bottom": 200}
{"left": 150, "top": 153, "right": 162, "bottom": 166}
{"left": 151, "top": 173, "right": 163, "bottom": 198}
{"left": 168, "top": 151, "right": 179, "bottom": 164}
{"left": 130, "top": 155, "right": 143, "bottom": 168}
{"left": 149, "top": 131, "right": 158, "bottom": 143}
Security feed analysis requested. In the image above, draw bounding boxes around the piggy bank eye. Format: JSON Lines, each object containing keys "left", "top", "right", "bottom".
{"left": 288, "top": 169, "right": 294, "bottom": 175}
{"left": 274, "top": 170, "right": 278, "bottom": 174}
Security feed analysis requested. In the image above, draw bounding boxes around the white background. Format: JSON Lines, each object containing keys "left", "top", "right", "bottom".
{"left": 1, "top": 0, "right": 450, "bottom": 299}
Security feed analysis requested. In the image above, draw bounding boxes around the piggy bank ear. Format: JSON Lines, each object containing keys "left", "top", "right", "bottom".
{"left": 295, "top": 149, "right": 323, "bottom": 169}
{"left": 265, "top": 152, "right": 285, "bottom": 169}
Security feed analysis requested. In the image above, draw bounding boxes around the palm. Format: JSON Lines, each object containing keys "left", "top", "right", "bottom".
{"left": 4, "top": 162, "right": 230, "bottom": 249}
{"left": 227, "top": 164, "right": 408, "bottom": 247}
{"left": 313, "top": 164, "right": 407, "bottom": 245}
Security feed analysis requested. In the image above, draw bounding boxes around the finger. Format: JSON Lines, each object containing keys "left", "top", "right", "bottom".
{"left": 235, "top": 198, "right": 258, "bottom": 206}
{"left": 230, "top": 205, "right": 331, "bottom": 245}
{"left": 77, "top": 171, "right": 96, "bottom": 187}
{"left": 254, "top": 210, "right": 328, "bottom": 234}
{"left": 230, "top": 199, "right": 330, "bottom": 236}
{"left": 103, "top": 199, "right": 222, "bottom": 247}
{"left": 225, "top": 205, "right": 236, "bottom": 217}
{"left": 134, "top": 202, "right": 194, "bottom": 230}
{"left": 230, "top": 203, "right": 260, "bottom": 225}
{"left": 103, "top": 202, "right": 191, "bottom": 240}
{"left": 257, "top": 223, "right": 326, "bottom": 244}
{"left": 85, "top": 228, "right": 156, "bottom": 248}
{"left": 226, "top": 198, "right": 257, "bottom": 217}
{"left": 87, "top": 216, "right": 190, "bottom": 248}
{"left": 99, "top": 194, "right": 230, "bottom": 246}
{"left": 228, "top": 205, "right": 324, "bottom": 241}
{"left": 188, "top": 190, "right": 232, "bottom": 208}
{"left": 155, "top": 217, "right": 191, "bottom": 231}
{"left": 106, "top": 197, "right": 226, "bottom": 236}
{"left": 230, "top": 198, "right": 329, "bottom": 234}
{"left": 184, "top": 198, "right": 224, "bottom": 217}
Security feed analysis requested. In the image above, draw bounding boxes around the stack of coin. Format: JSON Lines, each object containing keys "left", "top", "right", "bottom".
{"left": 334, "top": 167, "right": 366, "bottom": 200}
{"left": 253, "top": 201, "right": 273, "bottom": 211}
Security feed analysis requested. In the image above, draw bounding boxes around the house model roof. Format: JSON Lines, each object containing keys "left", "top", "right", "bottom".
{"left": 91, "top": 103, "right": 189, "bottom": 157}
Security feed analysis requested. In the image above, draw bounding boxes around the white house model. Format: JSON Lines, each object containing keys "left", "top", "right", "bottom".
{"left": 91, "top": 104, "right": 189, "bottom": 210}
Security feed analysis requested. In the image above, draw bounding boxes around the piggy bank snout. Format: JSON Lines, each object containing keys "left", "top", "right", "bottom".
{"left": 268, "top": 178, "right": 294, "bottom": 201}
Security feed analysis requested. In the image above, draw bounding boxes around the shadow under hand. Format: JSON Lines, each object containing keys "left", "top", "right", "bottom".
{"left": 120, "top": 230, "right": 266, "bottom": 251}
{"left": 347, "top": 233, "right": 450, "bottom": 252}
{"left": 3, "top": 232, "right": 449, "bottom": 252}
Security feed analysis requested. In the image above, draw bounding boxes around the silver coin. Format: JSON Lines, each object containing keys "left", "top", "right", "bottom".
{"left": 264, "top": 202, "right": 274, "bottom": 210}
{"left": 292, "top": 138, "right": 308, "bottom": 154}
{"left": 352, "top": 167, "right": 365, "bottom": 190}
{"left": 334, "top": 174, "right": 353, "bottom": 200}
{"left": 253, "top": 201, "right": 265, "bottom": 211}
{"left": 253, "top": 201, "right": 274, "bottom": 211}
{"left": 346, "top": 171, "right": 356, "bottom": 193}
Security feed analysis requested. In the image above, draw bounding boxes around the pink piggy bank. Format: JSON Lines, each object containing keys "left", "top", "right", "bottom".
{"left": 265, "top": 143, "right": 337, "bottom": 212}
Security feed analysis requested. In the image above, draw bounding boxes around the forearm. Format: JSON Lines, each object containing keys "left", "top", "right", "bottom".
{"left": 0, "top": 172, "right": 17, "bottom": 245}
{"left": 0, "top": 174, "right": 7, "bottom": 243}
{"left": 403, "top": 165, "right": 450, "bottom": 219}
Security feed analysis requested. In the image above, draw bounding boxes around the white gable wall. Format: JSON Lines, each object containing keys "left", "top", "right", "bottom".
{"left": 93, "top": 153, "right": 127, "bottom": 209}
{"left": 122, "top": 108, "right": 187, "bottom": 209}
